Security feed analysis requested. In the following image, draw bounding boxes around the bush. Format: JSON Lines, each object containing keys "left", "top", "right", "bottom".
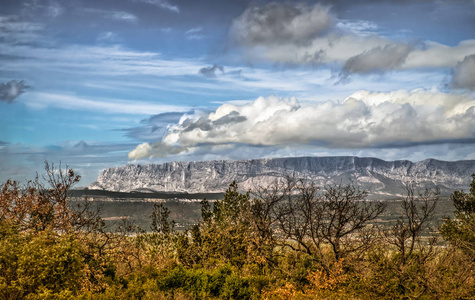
{"left": 0, "top": 223, "right": 86, "bottom": 299}
{"left": 440, "top": 174, "right": 475, "bottom": 256}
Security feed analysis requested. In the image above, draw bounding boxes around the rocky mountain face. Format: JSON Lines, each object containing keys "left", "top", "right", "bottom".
{"left": 88, "top": 156, "right": 475, "bottom": 197}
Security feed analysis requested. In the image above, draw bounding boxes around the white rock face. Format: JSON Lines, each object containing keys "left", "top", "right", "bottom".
{"left": 88, "top": 156, "right": 475, "bottom": 196}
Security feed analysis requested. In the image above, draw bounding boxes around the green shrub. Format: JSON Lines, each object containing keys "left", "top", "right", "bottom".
{"left": 441, "top": 174, "right": 475, "bottom": 256}
{"left": 0, "top": 223, "right": 86, "bottom": 299}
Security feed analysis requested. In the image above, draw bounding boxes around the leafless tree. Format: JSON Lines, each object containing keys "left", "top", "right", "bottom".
{"left": 384, "top": 183, "right": 439, "bottom": 264}
{"left": 252, "top": 177, "right": 386, "bottom": 261}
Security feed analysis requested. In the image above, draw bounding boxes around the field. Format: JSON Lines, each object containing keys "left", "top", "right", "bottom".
{"left": 69, "top": 189, "right": 455, "bottom": 231}
{"left": 69, "top": 189, "right": 224, "bottom": 230}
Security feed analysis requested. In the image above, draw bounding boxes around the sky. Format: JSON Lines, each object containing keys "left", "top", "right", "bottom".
{"left": 1, "top": 0, "right": 475, "bottom": 186}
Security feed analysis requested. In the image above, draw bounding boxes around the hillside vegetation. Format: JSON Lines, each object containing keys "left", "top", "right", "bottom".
{"left": 1, "top": 163, "right": 475, "bottom": 299}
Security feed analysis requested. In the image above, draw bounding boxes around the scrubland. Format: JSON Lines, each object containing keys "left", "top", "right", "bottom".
{"left": 1, "top": 163, "right": 475, "bottom": 299}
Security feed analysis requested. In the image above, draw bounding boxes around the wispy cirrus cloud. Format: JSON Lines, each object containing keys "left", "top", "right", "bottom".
{"left": 185, "top": 26, "right": 205, "bottom": 40}
{"left": 132, "top": 0, "right": 179, "bottom": 13}
{"left": 22, "top": 0, "right": 64, "bottom": 18}
{"left": 111, "top": 11, "right": 138, "bottom": 22}
{"left": 23, "top": 92, "right": 187, "bottom": 115}
{"left": 0, "top": 23, "right": 452, "bottom": 110}
{"left": 0, "top": 15, "right": 44, "bottom": 44}
{"left": 0, "top": 42, "right": 204, "bottom": 77}
{"left": 96, "top": 32, "right": 120, "bottom": 43}
{"left": 77, "top": 8, "right": 138, "bottom": 23}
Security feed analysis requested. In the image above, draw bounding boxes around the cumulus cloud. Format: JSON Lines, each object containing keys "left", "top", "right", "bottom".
{"left": 0, "top": 80, "right": 30, "bottom": 103}
{"left": 230, "top": 3, "right": 334, "bottom": 46}
{"left": 342, "top": 44, "right": 412, "bottom": 75}
{"left": 128, "top": 142, "right": 184, "bottom": 159}
{"left": 403, "top": 40, "right": 475, "bottom": 69}
{"left": 128, "top": 90, "right": 475, "bottom": 159}
{"left": 228, "top": 2, "right": 475, "bottom": 73}
{"left": 451, "top": 54, "right": 475, "bottom": 90}
{"left": 228, "top": 2, "right": 395, "bottom": 67}
{"left": 199, "top": 64, "right": 224, "bottom": 78}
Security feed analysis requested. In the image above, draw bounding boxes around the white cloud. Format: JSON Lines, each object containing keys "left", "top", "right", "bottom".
{"left": 0, "top": 30, "right": 455, "bottom": 108}
{"left": 23, "top": 92, "right": 187, "bottom": 115}
{"left": 255, "top": 32, "right": 390, "bottom": 65}
{"left": 336, "top": 19, "right": 379, "bottom": 36}
{"left": 0, "top": 43, "right": 204, "bottom": 77}
{"left": 342, "top": 44, "right": 412, "bottom": 75}
{"left": 77, "top": 8, "right": 138, "bottom": 23}
{"left": 133, "top": 0, "right": 179, "bottom": 13}
{"left": 185, "top": 26, "right": 205, "bottom": 40}
{"left": 96, "top": 32, "right": 120, "bottom": 43}
{"left": 128, "top": 142, "right": 184, "bottom": 159}
{"left": 47, "top": 2, "right": 63, "bottom": 18}
{"left": 403, "top": 40, "right": 475, "bottom": 69}
{"left": 228, "top": 3, "right": 386, "bottom": 66}
{"left": 229, "top": 3, "right": 475, "bottom": 73}
{"left": 129, "top": 142, "right": 475, "bottom": 168}
{"left": 128, "top": 142, "right": 152, "bottom": 159}
{"left": 128, "top": 90, "right": 475, "bottom": 158}
{"left": 185, "top": 27, "right": 202, "bottom": 35}
{"left": 22, "top": 0, "right": 64, "bottom": 18}
{"left": 111, "top": 11, "right": 138, "bottom": 22}
{"left": 230, "top": 3, "right": 334, "bottom": 46}
{"left": 0, "top": 16, "right": 44, "bottom": 44}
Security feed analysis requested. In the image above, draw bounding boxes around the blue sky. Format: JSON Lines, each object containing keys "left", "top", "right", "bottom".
{"left": 1, "top": 0, "right": 474, "bottom": 185}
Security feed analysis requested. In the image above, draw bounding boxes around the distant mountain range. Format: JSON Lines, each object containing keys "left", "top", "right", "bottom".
{"left": 88, "top": 156, "right": 475, "bottom": 198}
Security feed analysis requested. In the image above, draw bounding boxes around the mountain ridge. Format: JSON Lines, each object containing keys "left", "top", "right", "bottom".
{"left": 89, "top": 156, "right": 475, "bottom": 197}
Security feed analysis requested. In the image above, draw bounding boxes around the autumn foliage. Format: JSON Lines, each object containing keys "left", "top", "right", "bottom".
{"left": 1, "top": 164, "right": 475, "bottom": 299}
